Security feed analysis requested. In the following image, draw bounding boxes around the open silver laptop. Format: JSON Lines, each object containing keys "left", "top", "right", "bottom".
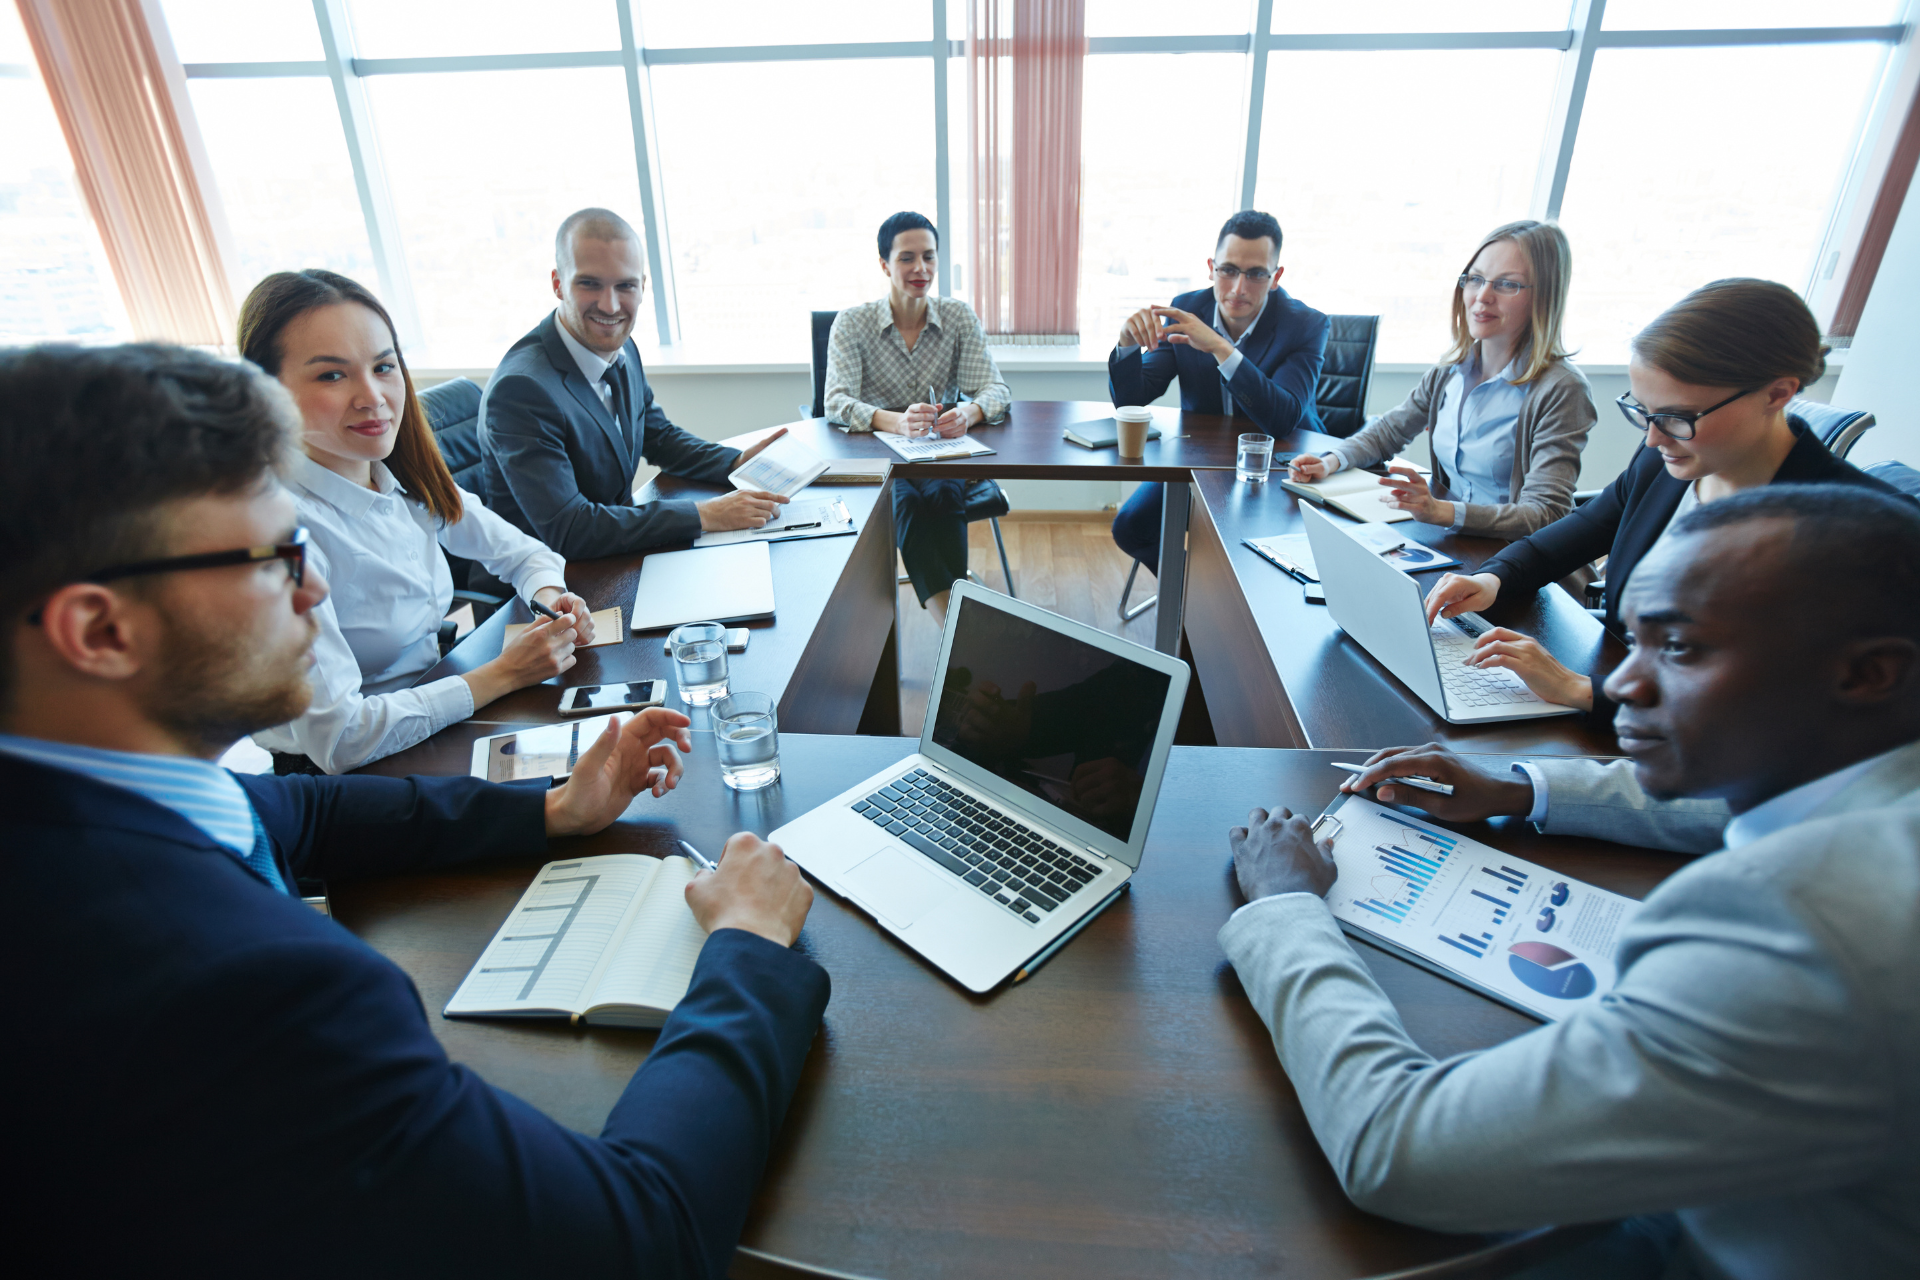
{"left": 768, "top": 582, "right": 1190, "bottom": 992}
{"left": 1300, "top": 503, "right": 1578, "bottom": 725}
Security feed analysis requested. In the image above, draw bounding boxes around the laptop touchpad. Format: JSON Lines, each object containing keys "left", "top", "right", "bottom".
{"left": 843, "top": 846, "right": 948, "bottom": 929}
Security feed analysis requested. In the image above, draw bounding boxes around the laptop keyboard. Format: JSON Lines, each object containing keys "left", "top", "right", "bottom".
{"left": 853, "top": 768, "right": 1103, "bottom": 924}
{"left": 1430, "top": 613, "right": 1548, "bottom": 709}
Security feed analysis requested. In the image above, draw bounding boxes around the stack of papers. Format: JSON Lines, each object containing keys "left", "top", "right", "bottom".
{"left": 728, "top": 434, "right": 829, "bottom": 497}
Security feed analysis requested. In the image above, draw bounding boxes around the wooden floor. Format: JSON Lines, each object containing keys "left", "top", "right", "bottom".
{"left": 896, "top": 512, "right": 1158, "bottom": 735}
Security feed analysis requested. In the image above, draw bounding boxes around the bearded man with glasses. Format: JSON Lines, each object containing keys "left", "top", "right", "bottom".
{"left": 0, "top": 344, "right": 830, "bottom": 1277}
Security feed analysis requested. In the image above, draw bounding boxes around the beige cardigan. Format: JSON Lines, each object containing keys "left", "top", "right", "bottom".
{"left": 1327, "top": 357, "right": 1597, "bottom": 540}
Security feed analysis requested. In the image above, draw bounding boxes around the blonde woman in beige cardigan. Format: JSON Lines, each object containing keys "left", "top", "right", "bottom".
{"left": 1289, "top": 220, "right": 1596, "bottom": 539}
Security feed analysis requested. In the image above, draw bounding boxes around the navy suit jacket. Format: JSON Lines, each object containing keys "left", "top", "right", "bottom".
{"left": 479, "top": 313, "right": 742, "bottom": 558}
{"left": 5, "top": 754, "right": 830, "bottom": 1278}
{"left": 1108, "top": 285, "right": 1329, "bottom": 435}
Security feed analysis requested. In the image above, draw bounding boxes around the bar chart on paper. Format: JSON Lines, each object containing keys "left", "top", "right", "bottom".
{"left": 1319, "top": 796, "right": 1639, "bottom": 1021}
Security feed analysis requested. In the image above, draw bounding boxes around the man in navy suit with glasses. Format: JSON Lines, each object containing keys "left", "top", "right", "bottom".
{"left": 1, "top": 343, "right": 828, "bottom": 1277}
{"left": 1107, "top": 209, "right": 1329, "bottom": 577}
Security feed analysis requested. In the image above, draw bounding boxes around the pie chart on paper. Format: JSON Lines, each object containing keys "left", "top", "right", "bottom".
{"left": 1507, "top": 941, "right": 1597, "bottom": 1000}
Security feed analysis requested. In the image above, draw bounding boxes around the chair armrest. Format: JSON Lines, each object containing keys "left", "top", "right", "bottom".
{"left": 1571, "top": 489, "right": 1602, "bottom": 508}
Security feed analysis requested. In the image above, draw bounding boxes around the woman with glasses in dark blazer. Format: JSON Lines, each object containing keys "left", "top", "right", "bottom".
{"left": 1425, "top": 278, "right": 1899, "bottom": 714}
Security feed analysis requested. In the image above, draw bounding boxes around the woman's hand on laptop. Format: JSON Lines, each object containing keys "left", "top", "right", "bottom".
{"left": 1338, "top": 744, "right": 1535, "bottom": 822}
{"left": 1424, "top": 571, "right": 1501, "bottom": 624}
{"left": 1466, "top": 628, "right": 1594, "bottom": 711}
{"left": 685, "top": 832, "right": 814, "bottom": 947}
{"left": 544, "top": 708, "right": 694, "bottom": 837}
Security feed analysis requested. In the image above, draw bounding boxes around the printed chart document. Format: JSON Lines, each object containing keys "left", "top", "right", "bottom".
{"left": 1315, "top": 794, "right": 1639, "bottom": 1021}
{"left": 876, "top": 432, "right": 996, "bottom": 462}
{"left": 1244, "top": 529, "right": 1458, "bottom": 580}
{"left": 445, "top": 854, "right": 708, "bottom": 1028}
{"left": 728, "top": 434, "right": 829, "bottom": 498}
{"left": 694, "top": 497, "right": 854, "bottom": 548}
{"left": 503, "top": 605, "right": 624, "bottom": 648}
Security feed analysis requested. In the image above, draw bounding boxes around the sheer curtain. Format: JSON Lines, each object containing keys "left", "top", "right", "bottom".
{"left": 967, "top": 0, "right": 1084, "bottom": 341}
{"left": 16, "top": 0, "right": 237, "bottom": 343}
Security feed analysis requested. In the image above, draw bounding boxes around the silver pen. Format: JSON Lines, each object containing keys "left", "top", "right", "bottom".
{"left": 678, "top": 839, "right": 719, "bottom": 872}
{"left": 1329, "top": 759, "right": 1456, "bottom": 796}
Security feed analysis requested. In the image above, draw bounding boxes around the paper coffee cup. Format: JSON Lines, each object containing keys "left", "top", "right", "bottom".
{"left": 1115, "top": 406, "right": 1152, "bottom": 459}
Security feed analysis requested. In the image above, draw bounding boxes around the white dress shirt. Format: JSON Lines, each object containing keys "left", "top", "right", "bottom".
{"left": 253, "top": 455, "right": 568, "bottom": 774}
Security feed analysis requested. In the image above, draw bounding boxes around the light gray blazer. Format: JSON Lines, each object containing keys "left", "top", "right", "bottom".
{"left": 1330, "top": 357, "right": 1596, "bottom": 539}
{"left": 1219, "top": 739, "right": 1920, "bottom": 1279}
{"left": 1531, "top": 757, "right": 1730, "bottom": 855}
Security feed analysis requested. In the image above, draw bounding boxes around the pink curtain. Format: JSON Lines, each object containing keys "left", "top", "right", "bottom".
{"left": 968, "top": 0, "right": 1084, "bottom": 338}
{"left": 17, "top": 0, "right": 237, "bottom": 344}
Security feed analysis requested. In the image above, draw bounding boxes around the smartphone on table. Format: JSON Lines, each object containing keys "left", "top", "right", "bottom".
{"left": 559, "top": 680, "right": 666, "bottom": 716}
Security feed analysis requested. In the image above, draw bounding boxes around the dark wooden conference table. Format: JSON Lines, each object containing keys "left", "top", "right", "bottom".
{"left": 349, "top": 401, "right": 1651, "bottom": 1278}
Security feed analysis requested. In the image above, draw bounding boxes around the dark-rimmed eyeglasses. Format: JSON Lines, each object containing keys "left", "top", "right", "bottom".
{"left": 1615, "top": 388, "right": 1759, "bottom": 441}
{"left": 1457, "top": 273, "right": 1530, "bottom": 297}
{"left": 1213, "top": 264, "right": 1273, "bottom": 283}
{"left": 28, "top": 528, "right": 310, "bottom": 625}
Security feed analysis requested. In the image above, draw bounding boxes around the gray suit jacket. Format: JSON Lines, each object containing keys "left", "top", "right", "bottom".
{"left": 478, "top": 314, "right": 739, "bottom": 558}
{"left": 1219, "top": 739, "right": 1920, "bottom": 1279}
{"left": 1532, "top": 757, "right": 1730, "bottom": 855}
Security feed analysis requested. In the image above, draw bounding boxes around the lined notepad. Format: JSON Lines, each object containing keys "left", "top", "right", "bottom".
{"left": 504, "top": 606, "right": 624, "bottom": 648}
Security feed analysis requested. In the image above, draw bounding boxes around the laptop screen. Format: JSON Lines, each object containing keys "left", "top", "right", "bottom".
{"left": 929, "top": 596, "right": 1173, "bottom": 841}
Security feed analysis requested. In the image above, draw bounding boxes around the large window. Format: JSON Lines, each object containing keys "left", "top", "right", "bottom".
{"left": 6, "top": 2, "right": 1907, "bottom": 366}
{"left": 0, "top": 4, "right": 128, "bottom": 342}
{"left": 1556, "top": 41, "right": 1892, "bottom": 356}
{"left": 1255, "top": 49, "right": 1561, "bottom": 363}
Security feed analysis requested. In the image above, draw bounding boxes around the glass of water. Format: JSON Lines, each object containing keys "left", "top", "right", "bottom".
{"left": 1237, "top": 433, "right": 1275, "bottom": 484}
{"left": 669, "top": 621, "right": 728, "bottom": 705}
{"left": 713, "top": 691, "right": 780, "bottom": 790}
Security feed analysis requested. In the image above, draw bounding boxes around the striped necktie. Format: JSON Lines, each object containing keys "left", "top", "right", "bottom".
{"left": 245, "top": 806, "right": 291, "bottom": 895}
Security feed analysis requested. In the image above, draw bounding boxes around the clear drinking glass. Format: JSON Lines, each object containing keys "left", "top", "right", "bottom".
{"left": 669, "top": 621, "right": 729, "bottom": 705}
{"left": 713, "top": 691, "right": 780, "bottom": 790}
{"left": 1237, "top": 433, "right": 1275, "bottom": 484}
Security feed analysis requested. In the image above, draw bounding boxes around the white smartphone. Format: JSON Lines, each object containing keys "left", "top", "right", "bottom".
{"left": 559, "top": 680, "right": 665, "bottom": 716}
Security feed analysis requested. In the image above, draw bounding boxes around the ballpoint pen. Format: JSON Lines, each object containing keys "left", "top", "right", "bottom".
{"left": 678, "top": 840, "right": 719, "bottom": 872}
{"left": 527, "top": 596, "right": 562, "bottom": 621}
{"left": 1329, "top": 759, "right": 1455, "bottom": 795}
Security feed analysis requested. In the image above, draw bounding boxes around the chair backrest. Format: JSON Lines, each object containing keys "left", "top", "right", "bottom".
{"left": 419, "top": 377, "right": 486, "bottom": 491}
{"left": 1863, "top": 459, "right": 1920, "bottom": 501}
{"left": 1787, "top": 394, "right": 1875, "bottom": 460}
{"left": 809, "top": 310, "right": 838, "bottom": 420}
{"left": 1314, "top": 314, "right": 1379, "bottom": 439}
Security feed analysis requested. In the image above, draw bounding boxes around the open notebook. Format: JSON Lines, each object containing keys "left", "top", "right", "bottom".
{"left": 444, "top": 854, "right": 707, "bottom": 1028}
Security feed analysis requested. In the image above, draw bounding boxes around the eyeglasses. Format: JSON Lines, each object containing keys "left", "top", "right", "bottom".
{"left": 1213, "top": 265, "right": 1273, "bottom": 283}
{"left": 1614, "top": 388, "right": 1759, "bottom": 441}
{"left": 1458, "top": 273, "right": 1531, "bottom": 297}
{"left": 29, "top": 528, "right": 311, "bottom": 625}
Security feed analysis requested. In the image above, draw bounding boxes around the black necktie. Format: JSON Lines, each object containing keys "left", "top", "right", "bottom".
{"left": 604, "top": 359, "right": 635, "bottom": 456}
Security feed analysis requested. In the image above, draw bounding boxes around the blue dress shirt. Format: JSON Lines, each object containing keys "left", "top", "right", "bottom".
{"left": 0, "top": 731, "right": 284, "bottom": 890}
{"left": 1429, "top": 350, "right": 1526, "bottom": 530}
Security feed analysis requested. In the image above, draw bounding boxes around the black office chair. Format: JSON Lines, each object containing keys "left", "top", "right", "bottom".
{"left": 1788, "top": 394, "right": 1875, "bottom": 460}
{"left": 1117, "top": 312, "right": 1382, "bottom": 622}
{"left": 1313, "top": 313, "right": 1381, "bottom": 439}
{"left": 1864, "top": 458, "right": 1920, "bottom": 501}
{"left": 803, "top": 309, "right": 1015, "bottom": 597}
{"left": 419, "top": 377, "right": 508, "bottom": 647}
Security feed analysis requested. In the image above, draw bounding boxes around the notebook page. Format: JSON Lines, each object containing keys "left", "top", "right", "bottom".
{"left": 444, "top": 854, "right": 660, "bottom": 1016}
{"left": 586, "top": 856, "right": 708, "bottom": 1015}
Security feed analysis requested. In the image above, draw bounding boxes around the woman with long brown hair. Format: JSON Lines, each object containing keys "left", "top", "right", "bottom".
{"left": 1426, "top": 277, "right": 1900, "bottom": 714}
{"left": 243, "top": 269, "right": 592, "bottom": 773}
{"left": 1290, "top": 220, "right": 1595, "bottom": 537}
